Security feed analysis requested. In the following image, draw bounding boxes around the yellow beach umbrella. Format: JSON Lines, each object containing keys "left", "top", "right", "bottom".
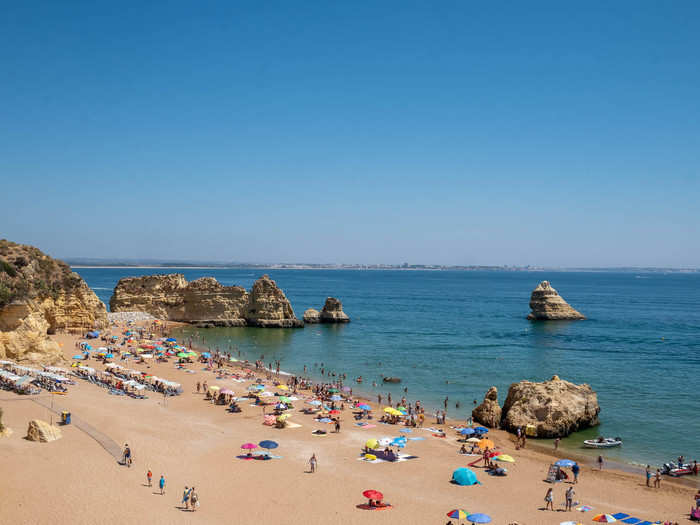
{"left": 477, "top": 438, "right": 495, "bottom": 449}
{"left": 277, "top": 385, "right": 289, "bottom": 390}
{"left": 494, "top": 454, "right": 515, "bottom": 463}
{"left": 365, "top": 438, "right": 379, "bottom": 449}
{"left": 209, "top": 385, "right": 220, "bottom": 390}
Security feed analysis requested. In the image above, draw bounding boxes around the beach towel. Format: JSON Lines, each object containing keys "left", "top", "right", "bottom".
{"left": 612, "top": 514, "right": 630, "bottom": 520}
{"left": 408, "top": 437, "right": 425, "bottom": 441}
{"left": 285, "top": 422, "right": 302, "bottom": 429}
{"left": 356, "top": 424, "right": 376, "bottom": 429}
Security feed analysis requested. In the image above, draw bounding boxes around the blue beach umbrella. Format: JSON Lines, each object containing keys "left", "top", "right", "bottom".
{"left": 358, "top": 404, "right": 371, "bottom": 411}
{"left": 466, "top": 513, "right": 491, "bottom": 524}
{"left": 554, "top": 459, "right": 577, "bottom": 468}
{"left": 105, "top": 353, "right": 114, "bottom": 358}
{"left": 318, "top": 418, "right": 332, "bottom": 423}
{"left": 330, "top": 395, "right": 342, "bottom": 401}
{"left": 166, "top": 338, "right": 176, "bottom": 342}
{"left": 459, "top": 428, "right": 476, "bottom": 436}
{"left": 308, "top": 400, "right": 322, "bottom": 406}
{"left": 202, "top": 352, "right": 211, "bottom": 358}
{"left": 452, "top": 468, "right": 479, "bottom": 486}
{"left": 474, "top": 427, "right": 489, "bottom": 433}
{"left": 258, "top": 440, "right": 279, "bottom": 450}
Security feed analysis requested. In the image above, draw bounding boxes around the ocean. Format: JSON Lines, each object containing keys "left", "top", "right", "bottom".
{"left": 75, "top": 268, "right": 700, "bottom": 467}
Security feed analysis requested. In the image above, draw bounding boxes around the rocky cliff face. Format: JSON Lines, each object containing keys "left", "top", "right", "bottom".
{"left": 318, "top": 297, "right": 350, "bottom": 323}
{"left": 500, "top": 375, "right": 600, "bottom": 438}
{"left": 110, "top": 273, "right": 302, "bottom": 328}
{"left": 244, "top": 275, "right": 303, "bottom": 328}
{"left": 527, "top": 281, "right": 585, "bottom": 320}
{"left": 472, "top": 386, "right": 502, "bottom": 428}
{"left": 0, "top": 240, "right": 107, "bottom": 363}
{"left": 110, "top": 274, "right": 248, "bottom": 326}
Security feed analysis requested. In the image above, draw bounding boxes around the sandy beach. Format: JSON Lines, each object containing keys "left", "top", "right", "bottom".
{"left": 1, "top": 320, "right": 697, "bottom": 525}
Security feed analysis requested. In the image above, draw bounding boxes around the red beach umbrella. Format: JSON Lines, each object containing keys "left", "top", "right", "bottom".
{"left": 241, "top": 443, "right": 257, "bottom": 450}
{"left": 362, "top": 489, "right": 383, "bottom": 500}
{"left": 329, "top": 409, "right": 341, "bottom": 415}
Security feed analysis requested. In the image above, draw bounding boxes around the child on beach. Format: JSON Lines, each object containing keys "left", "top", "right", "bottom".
{"left": 159, "top": 475, "right": 166, "bottom": 495}
{"left": 544, "top": 487, "right": 554, "bottom": 511}
{"left": 309, "top": 453, "right": 317, "bottom": 473}
{"left": 182, "top": 486, "right": 191, "bottom": 509}
{"left": 147, "top": 469, "right": 152, "bottom": 487}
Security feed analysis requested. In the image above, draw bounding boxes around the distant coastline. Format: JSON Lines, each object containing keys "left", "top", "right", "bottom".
{"left": 67, "top": 261, "right": 699, "bottom": 273}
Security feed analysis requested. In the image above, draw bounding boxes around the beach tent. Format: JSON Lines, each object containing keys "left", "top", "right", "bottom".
{"left": 452, "top": 467, "right": 480, "bottom": 486}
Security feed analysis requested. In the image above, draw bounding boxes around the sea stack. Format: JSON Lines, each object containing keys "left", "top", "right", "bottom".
{"left": 472, "top": 386, "right": 502, "bottom": 428}
{"left": 0, "top": 239, "right": 107, "bottom": 363}
{"left": 244, "top": 275, "right": 303, "bottom": 328}
{"left": 303, "top": 308, "right": 320, "bottom": 323}
{"left": 318, "top": 297, "right": 350, "bottom": 323}
{"left": 500, "top": 375, "right": 600, "bottom": 438}
{"left": 527, "top": 281, "right": 585, "bottom": 320}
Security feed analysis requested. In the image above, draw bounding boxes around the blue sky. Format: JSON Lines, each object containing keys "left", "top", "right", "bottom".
{"left": 1, "top": 1, "right": 698, "bottom": 266}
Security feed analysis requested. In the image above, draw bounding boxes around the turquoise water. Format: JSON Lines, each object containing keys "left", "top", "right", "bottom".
{"left": 76, "top": 268, "right": 700, "bottom": 467}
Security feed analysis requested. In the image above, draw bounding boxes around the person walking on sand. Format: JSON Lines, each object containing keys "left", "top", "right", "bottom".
{"left": 554, "top": 437, "right": 560, "bottom": 450}
{"left": 565, "top": 486, "right": 575, "bottom": 511}
{"left": 646, "top": 465, "right": 652, "bottom": 487}
{"left": 196, "top": 381, "right": 201, "bottom": 393}
{"left": 544, "top": 487, "right": 554, "bottom": 511}
{"left": 123, "top": 443, "right": 132, "bottom": 467}
{"left": 572, "top": 462, "right": 580, "bottom": 484}
{"left": 159, "top": 475, "right": 166, "bottom": 495}
{"left": 146, "top": 469, "right": 152, "bottom": 487}
{"left": 309, "top": 453, "right": 317, "bottom": 473}
{"left": 598, "top": 455, "right": 604, "bottom": 470}
{"left": 181, "top": 486, "right": 191, "bottom": 510}
{"left": 335, "top": 419, "right": 340, "bottom": 433}
{"left": 189, "top": 487, "right": 199, "bottom": 511}
{"left": 654, "top": 468, "right": 661, "bottom": 488}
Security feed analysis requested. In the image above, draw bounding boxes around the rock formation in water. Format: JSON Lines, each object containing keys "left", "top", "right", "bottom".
{"left": 303, "top": 308, "right": 320, "bottom": 323}
{"left": 0, "top": 240, "right": 107, "bottom": 363}
{"left": 110, "top": 274, "right": 248, "bottom": 327}
{"left": 472, "top": 386, "right": 502, "bottom": 428}
{"left": 110, "top": 274, "right": 303, "bottom": 328}
{"left": 499, "top": 375, "right": 600, "bottom": 438}
{"left": 527, "top": 281, "right": 585, "bottom": 320}
{"left": 318, "top": 297, "right": 350, "bottom": 323}
{"left": 244, "top": 275, "right": 303, "bottom": 328}
{"left": 26, "top": 419, "right": 62, "bottom": 442}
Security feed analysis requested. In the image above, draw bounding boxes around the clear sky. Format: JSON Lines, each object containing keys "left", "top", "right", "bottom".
{"left": 1, "top": 1, "right": 698, "bottom": 267}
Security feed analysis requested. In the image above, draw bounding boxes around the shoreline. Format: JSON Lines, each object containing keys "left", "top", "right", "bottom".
{"left": 172, "top": 324, "right": 699, "bottom": 490}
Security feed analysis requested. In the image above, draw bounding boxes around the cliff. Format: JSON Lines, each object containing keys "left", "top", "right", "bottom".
{"left": 110, "top": 274, "right": 248, "bottom": 326}
{"left": 527, "top": 281, "right": 585, "bottom": 320}
{"left": 500, "top": 375, "right": 600, "bottom": 438}
{"left": 0, "top": 240, "right": 107, "bottom": 363}
{"left": 110, "top": 274, "right": 302, "bottom": 328}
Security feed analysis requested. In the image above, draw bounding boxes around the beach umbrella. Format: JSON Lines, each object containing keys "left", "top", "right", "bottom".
{"left": 391, "top": 438, "right": 406, "bottom": 448}
{"left": 555, "top": 459, "right": 577, "bottom": 468}
{"left": 260, "top": 391, "right": 273, "bottom": 397}
{"left": 330, "top": 395, "right": 342, "bottom": 401}
{"left": 275, "top": 403, "right": 287, "bottom": 410}
{"left": 258, "top": 440, "right": 279, "bottom": 450}
{"left": 250, "top": 384, "right": 265, "bottom": 390}
{"left": 327, "top": 388, "right": 338, "bottom": 393}
{"left": 105, "top": 354, "right": 114, "bottom": 358}
{"left": 209, "top": 385, "right": 220, "bottom": 390}
{"left": 466, "top": 513, "right": 491, "bottom": 524}
{"left": 277, "top": 385, "right": 289, "bottom": 390}
{"left": 493, "top": 454, "right": 515, "bottom": 463}
{"left": 202, "top": 352, "right": 211, "bottom": 358}
{"left": 362, "top": 489, "right": 383, "bottom": 500}
{"left": 452, "top": 468, "right": 479, "bottom": 486}
{"left": 447, "top": 509, "right": 469, "bottom": 520}
{"left": 329, "top": 409, "right": 340, "bottom": 415}
{"left": 176, "top": 352, "right": 188, "bottom": 358}
{"left": 477, "top": 439, "right": 495, "bottom": 449}
{"left": 241, "top": 443, "right": 257, "bottom": 450}
{"left": 279, "top": 396, "right": 292, "bottom": 403}
{"left": 474, "top": 427, "right": 489, "bottom": 433}
{"left": 559, "top": 522, "right": 583, "bottom": 525}
{"left": 459, "top": 428, "right": 476, "bottom": 435}
{"left": 466, "top": 437, "right": 481, "bottom": 443}
{"left": 220, "top": 389, "right": 234, "bottom": 395}
{"left": 358, "top": 404, "right": 371, "bottom": 411}
{"left": 318, "top": 417, "right": 332, "bottom": 423}
{"left": 165, "top": 338, "right": 176, "bottom": 342}
{"left": 592, "top": 515, "right": 617, "bottom": 523}
{"left": 365, "top": 439, "right": 379, "bottom": 449}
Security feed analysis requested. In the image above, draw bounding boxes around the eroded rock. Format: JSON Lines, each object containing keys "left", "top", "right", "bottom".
{"left": 26, "top": 419, "right": 62, "bottom": 442}
{"left": 472, "top": 386, "right": 502, "bottom": 428}
{"left": 318, "top": 297, "right": 350, "bottom": 323}
{"left": 527, "top": 281, "right": 585, "bottom": 320}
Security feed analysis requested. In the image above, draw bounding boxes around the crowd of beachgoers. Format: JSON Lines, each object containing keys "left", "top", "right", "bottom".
{"left": 1, "top": 316, "right": 698, "bottom": 524}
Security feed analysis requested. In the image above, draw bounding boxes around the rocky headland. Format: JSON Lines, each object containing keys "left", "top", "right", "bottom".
{"left": 0, "top": 240, "right": 107, "bottom": 363}
{"left": 472, "top": 386, "right": 502, "bottom": 428}
{"left": 527, "top": 281, "right": 585, "bottom": 320}
{"left": 110, "top": 274, "right": 302, "bottom": 328}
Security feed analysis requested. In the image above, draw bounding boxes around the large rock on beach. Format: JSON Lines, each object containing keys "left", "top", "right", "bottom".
{"left": 111, "top": 273, "right": 303, "bottom": 328}
{"left": 26, "top": 419, "right": 62, "bottom": 442}
{"left": 303, "top": 308, "right": 320, "bottom": 323}
{"left": 0, "top": 240, "right": 107, "bottom": 364}
{"left": 472, "top": 386, "right": 502, "bottom": 428}
{"left": 318, "top": 297, "right": 350, "bottom": 323}
{"left": 110, "top": 274, "right": 248, "bottom": 327}
{"left": 527, "top": 281, "right": 585, "bottom": 320}
{"left": 500, "top": 375, "right": 600, "bottom": 438}
{"left": 244, "top": 275, "right": 303, "bottom": 328}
